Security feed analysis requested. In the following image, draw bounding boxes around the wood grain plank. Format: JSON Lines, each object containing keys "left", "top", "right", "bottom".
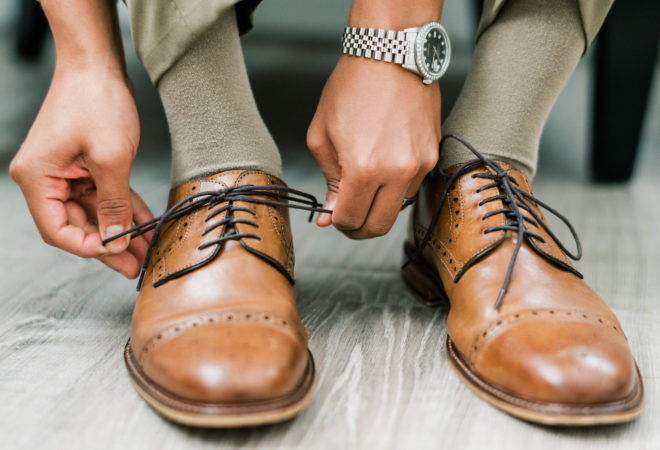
{"left": 1, "top": 10, "right": 659, "bottom": 450}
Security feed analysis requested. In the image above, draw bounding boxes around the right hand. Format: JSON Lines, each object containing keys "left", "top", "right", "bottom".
{"left": 10, "top": 66, "right": 154, "bottom": 279}
{"left": 307, "top": 56, "right": 441, "bottom": 239}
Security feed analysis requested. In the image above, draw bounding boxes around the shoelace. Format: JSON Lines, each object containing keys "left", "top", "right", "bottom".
{"left": 405, "top": 134, "right": 583, "bottom": 309}
{"left": 103, "top": 184, "right": 331, "bottom": 290}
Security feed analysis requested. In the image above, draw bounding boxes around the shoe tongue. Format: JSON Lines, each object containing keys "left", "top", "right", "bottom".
{"left": 150, "top": 170, "right": 295, "bottom": 287}
{"left": 443, "top": 161, "right": 524, "bottom": 181}
{"left": 167, "top": 170, "right": 286, "bottom": 207}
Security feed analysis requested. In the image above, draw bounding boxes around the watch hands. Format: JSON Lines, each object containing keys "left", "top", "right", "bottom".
{"left": 431, "top": 46, "right": 442, "bottom": 71}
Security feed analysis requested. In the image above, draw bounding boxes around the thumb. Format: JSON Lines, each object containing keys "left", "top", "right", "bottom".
{"left": 90, "top": 160, "right": 133, "bottom": 253}
{"left": 317, "top": 179, "right": 339, "bottom": 227}
{"left": 308, "top": 134, "right": 341, "bottom": 227}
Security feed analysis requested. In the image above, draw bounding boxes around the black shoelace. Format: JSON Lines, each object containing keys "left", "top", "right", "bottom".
{"left": 103, "top": 184, "right": 331, "bottom": 290}
{"left": 405, "top": 134, "right": 583, "bottom": 309}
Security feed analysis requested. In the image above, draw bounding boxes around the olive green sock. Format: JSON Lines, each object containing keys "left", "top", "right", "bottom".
{"left": 440, "top": 0, "right": 585, "bottom": 177}
{"left": 157, "top": 7, "right": 281, "bottom": 186}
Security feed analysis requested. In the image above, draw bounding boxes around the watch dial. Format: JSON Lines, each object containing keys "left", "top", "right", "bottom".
{"left": 423, "top": 28, "right": 447, "bottom": 76}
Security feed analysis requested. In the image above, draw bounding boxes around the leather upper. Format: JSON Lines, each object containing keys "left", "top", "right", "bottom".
{"left": 130, "top": 170, "right": 309, "bottom": 403}
{"left": 409, "top": 163, "right": 638, "bottom": 404}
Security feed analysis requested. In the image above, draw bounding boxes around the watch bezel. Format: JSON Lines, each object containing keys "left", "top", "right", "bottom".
{"left": 415, "top": 22, "right": 451, "bottom": 82}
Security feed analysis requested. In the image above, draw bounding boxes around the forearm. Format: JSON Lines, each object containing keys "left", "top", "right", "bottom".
{"left": 41, "top": 0, "right": 126, "bottom": 75}
{"left": 349, "top": 0, "right": 444, "bottom": 29}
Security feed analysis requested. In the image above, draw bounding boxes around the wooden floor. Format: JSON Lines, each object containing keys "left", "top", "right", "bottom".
{"left": 1, "top": 6, "right": 659, "bottom": 450}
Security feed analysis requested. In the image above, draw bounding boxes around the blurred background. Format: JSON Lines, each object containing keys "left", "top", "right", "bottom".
{"left": 2, "top": 0, "right": 658, "bottom": 183}
{"left": 1, "top": 1, "right": 659, "bottom": 449}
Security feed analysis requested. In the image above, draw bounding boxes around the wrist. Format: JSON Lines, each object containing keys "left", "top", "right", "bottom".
{"left": 52, "top": 60, "right": 131, "bottom": 93}
{"left": 42, "top": 0, "right": 126, "bottom": 76}
{"left": 337, "top": 54, "right": 426, "bottom": 86}
{"left": 55, "top": 51, "right": 126, "bottom": 77}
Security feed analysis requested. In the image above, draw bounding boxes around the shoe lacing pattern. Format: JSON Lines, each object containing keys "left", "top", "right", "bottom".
{"left": 405, "top": 134, "right": 583, "bottom": 309}
{"left": 103, "top": 184, "right": 330, "bottom": 289}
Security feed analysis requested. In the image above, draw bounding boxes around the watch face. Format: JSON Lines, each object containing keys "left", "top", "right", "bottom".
{"left": 416, "top": 23, "right": 450, "bottom": 81}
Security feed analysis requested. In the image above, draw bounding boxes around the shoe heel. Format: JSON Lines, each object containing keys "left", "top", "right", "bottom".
{"left": 401, "top": 242, "right": 449, "bottom": 307}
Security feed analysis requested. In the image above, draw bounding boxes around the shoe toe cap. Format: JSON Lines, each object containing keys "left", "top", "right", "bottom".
{"left": 473, "top": 317, "right": 638, "bottom": 404}
{"left": 140, "top": 322, "right": 309, "bottom": 404}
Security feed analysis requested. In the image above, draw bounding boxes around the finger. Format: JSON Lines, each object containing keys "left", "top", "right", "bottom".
{"left": 72, "top": 183, "right": 155, "bottom": 243}
{"left": 67, "top": 182, "right": 142, "bottom": 278}
{"left": 317, "top": 182, "right": 339, "bottom": 228}
{"left": 65, "top": 199, "right": 99, "bottom": 233}
{"left": 69, "top": 178, "right": 97, "bottom": 202}
{"left": 126, "top": 233, "right": 149, "bottom": 266}
{"left": 332, "top": 169, "right": 380, "bottom": 232}
{"left": 345, "top": 178, "right": 409, "bottom": 239}
{"left": 99, "top": 190, "right": 153, "bottom": 269}
{"left": 404, "top": 169, "right": 427, "bottom": 201}
{"left": 66, "top": 199, "right": 148, "bottom": 272}
{"left": 120, "top": 190, "right": 155, "bottom": 268}
{"left": 87, "top": 155, "right": 134, "bottom": 254}
{"left": 306, "top": 129, "right": 342, "bottom": 227}
{"left": 96, "top": 251, "right": 141, "bottom": 279}
{"left": 130, "top": 189, "right": 155, "bottom": 242}
{"left": 69, "top": 195, "right": 147, "bottom": 274}
{"left": 69, "top": 179, "right": 100, "bottom": 226}
{"left": 23, "top": 176, "right": 106, "bottom": 257}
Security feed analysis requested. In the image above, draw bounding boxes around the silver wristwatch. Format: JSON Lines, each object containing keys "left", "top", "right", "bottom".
{"left": 341, "top": 22, "right": 451, "bottom": 84}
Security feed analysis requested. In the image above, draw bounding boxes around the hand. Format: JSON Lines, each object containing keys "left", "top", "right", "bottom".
{"left": 10, "top": 66, "right": 154, "bottom": 278}
{"left": 307, "top": 55, "right": 441, "bottom": 239}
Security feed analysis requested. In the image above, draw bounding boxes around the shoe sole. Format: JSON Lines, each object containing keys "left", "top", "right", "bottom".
{"left": 124, "top": 340, "right": 317, "bottom": 428}
{"left": 401, "top": 242, "right": 645, "bottom": 426}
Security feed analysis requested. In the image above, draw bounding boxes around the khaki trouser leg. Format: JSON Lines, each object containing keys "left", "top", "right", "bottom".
{"left": 126, "top": 1, "right": 281, "bottom": 185}
{"left": 478, "top": 0, "right": 614, "bottom": 52}
{"left": 440, "top": 0, "right": 614, "bottom": 176}
{"left": 126, "top": 0, "right": 261, "bottom": 84}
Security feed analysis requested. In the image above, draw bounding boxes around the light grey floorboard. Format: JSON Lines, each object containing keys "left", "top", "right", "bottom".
{"left": 0, "top": 4, "right": 659, "bottom": 449}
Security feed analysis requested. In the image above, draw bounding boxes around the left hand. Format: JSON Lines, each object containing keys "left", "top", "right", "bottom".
{"left": 307, "top": 55, "right": 441, "bottom": 239}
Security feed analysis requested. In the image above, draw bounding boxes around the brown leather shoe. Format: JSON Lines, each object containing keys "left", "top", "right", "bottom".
{"left": 118, "top": 170, "right": 324, "bottom": 427}
{"left": 403, "top": 135, "right": 643, "bottom": 425}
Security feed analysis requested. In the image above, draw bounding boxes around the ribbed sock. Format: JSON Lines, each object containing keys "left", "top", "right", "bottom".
{"left": 440, "top": 0, "right": 585, "bottom": 177}
{"left": 157, "top": 7, "right": 281, "bottom": 186}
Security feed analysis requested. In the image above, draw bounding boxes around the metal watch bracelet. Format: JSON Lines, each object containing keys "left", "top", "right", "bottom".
{"left": 341, "top": 27, "right": 410, "bottom": 64}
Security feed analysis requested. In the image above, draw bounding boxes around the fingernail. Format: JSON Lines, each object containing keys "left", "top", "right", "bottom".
{"left": 103, "top": 225, "right": 127, "bottom": 253}
{"left": 326, "top": 198, "right": 336, "bottom": 212}
{"left": 104, "top": 225, "right": 125, "bottom": 239}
